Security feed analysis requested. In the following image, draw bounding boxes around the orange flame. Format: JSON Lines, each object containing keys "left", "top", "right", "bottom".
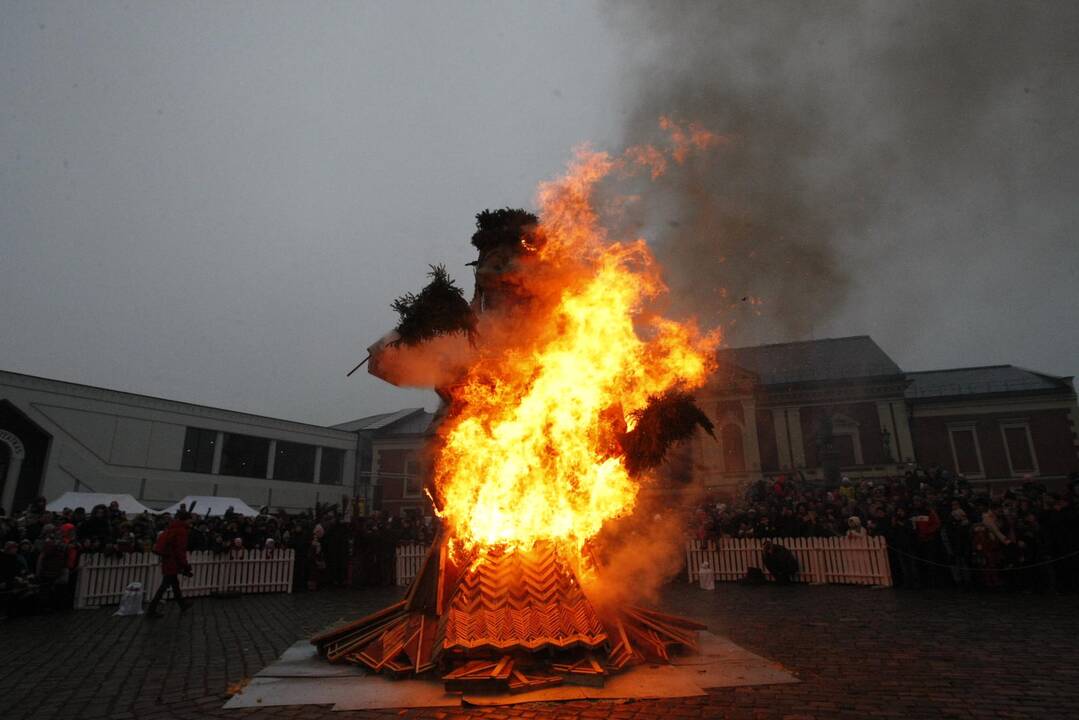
{"left": 659, "top": 116, "right": 725, "bottom": 164}
{"left": 434, "top": 143, "right": 719, "bottom": 559}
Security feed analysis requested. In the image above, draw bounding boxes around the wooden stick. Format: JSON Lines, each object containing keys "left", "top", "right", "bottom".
{"left": 345, "top": 355, "right": 370, "bottom": 377}
{"left": 626, "top": 604, "right": 709, "bottom": 630}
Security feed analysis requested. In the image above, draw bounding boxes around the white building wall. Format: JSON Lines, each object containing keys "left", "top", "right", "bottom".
{"left": 0, "top": 371, "right": 357, "bottom": 512}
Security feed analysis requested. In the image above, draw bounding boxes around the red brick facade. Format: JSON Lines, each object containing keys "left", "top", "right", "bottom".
{"left": 690, "top": 337, "right": 1079, "bottom": 495}
{"left": 348, "top": 339, "right": 1079, "bottom": 510}
{"left": 910, "top": 406, "right": 1078, "bottom": 482}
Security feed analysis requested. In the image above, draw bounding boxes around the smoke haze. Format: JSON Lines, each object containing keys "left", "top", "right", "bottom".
{"left": 604, "top": 2, "right": 1079, "bottom": 355}
{"left": 2, "top": 3, "right": 1077, "bottom": 426}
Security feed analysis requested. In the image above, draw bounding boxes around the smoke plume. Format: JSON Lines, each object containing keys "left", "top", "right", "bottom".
{"left": 603, "top": 1, "right": 1079, "bottom": 346}
{"left": 586, "top": 488, "right": 702, "bottom": 608}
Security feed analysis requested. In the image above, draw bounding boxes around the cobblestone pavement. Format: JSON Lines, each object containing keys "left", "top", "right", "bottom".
{"left": 2, "top": 583, "right": 1078, "bottom": 720}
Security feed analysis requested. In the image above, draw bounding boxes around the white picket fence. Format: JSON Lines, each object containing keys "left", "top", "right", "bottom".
{"left": 75, "top": 549, "right": 295, "bottom": 609}
{"left": 395, "top": 543, "right": 430, "bottom": 586}
{"left": 685, "top": 536, "right": 892, "bottom": 587}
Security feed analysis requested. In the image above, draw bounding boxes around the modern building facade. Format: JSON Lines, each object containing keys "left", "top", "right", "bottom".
{"left": 0, "top": 370, "right": 358, "bottom": 514}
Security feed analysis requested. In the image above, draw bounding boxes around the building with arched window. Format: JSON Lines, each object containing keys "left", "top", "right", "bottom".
{"left": 690, "top": 336, "right": 1079, "bottom": 496}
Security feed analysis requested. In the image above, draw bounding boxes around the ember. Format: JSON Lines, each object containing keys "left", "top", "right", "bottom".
{"left": 316, "top": 122, "right": 721, "bottom": 692}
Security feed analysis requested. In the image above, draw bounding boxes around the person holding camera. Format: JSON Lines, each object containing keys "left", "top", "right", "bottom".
{"left": 146, "top": 510, "right": 193, "bottom": 618}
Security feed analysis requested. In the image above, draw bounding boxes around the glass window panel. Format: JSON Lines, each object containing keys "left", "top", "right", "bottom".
{"left": 320, "top": 448, "right": 344, "bottom": 485}
{"left": 1004, "top": 426, "right": 1035, "bottom": 472}
{"left": 951, "top": 429, "right": 981, "bottom": 476}
{"left": 404, "top": 458, "right": 422, "bottom": 496}
{"left": 220, "top": 433, "right": 270, "bottom": 478}
{"left": 180, "top": 428, "right": 216, "bottom": 474}
{"left": 273, "top": 441, "right": 316, "bottom": 482}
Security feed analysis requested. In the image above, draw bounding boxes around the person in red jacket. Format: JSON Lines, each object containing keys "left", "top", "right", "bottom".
{"left": 146, "top": 511, "right": 193, "bottom": 618}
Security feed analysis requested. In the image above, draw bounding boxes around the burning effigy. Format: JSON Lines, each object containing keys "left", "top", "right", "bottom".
{"left": 314, "top": 127, "right": 722, "bottom": 693}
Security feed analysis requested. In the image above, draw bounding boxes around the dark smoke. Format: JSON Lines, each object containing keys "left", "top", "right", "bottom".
{"left": 603, "top": 1, "right": 1079, "bottom": 345}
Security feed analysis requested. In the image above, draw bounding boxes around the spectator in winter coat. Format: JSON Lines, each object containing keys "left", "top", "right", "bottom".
{"left": 762, "top": 541, "right": 799, "bottom": 585}
{"left": 307, "top": 540, "right": 325, "bottom": 591}
{"left": 0, "top": 541, "right": 29, "bottom": 587}
{"left": 78, "top": 505, "right": 112, "bottom": 544}
{"left": 942, "top": 508, "right": 973, "bottom": 588}
{"left": 910, "top": 499, "right": 942, "bottom": 588}
{"left": 146, "top": 512, "right": 193, "bottom": 618}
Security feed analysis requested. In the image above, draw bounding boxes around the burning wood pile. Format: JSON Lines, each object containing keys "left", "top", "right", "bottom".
{"left": 317, "top": 127, "right": 721, "bottom": 693}
{"left": 311, "top": 539, "right": 707, "bottom": 692}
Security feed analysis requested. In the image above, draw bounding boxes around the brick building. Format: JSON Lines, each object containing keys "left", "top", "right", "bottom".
{"left": 334, "top": 408, "right": 436, "bottom": 518}
{"left": 905, "top": 365, "right": 1079, "bottom": 484}
{"left": 690, "top": 336, "right": 1079, "bottom": 496}
{"left": 334, "top": 336, "right": 1079, "bottom": 516}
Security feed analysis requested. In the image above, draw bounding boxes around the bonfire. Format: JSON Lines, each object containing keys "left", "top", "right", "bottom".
{"left": 314, "top": 123, "right": 722, "bottom": 693}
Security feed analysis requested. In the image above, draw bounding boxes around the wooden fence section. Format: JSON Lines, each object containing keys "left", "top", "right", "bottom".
{"left": 685, "top": 536, "right": 892, "bottom": 587}
{"left": 395, "top": 543, "right": 429, "bottom": 586}
{"left": 75, "top": 549, "right": 295, "bottom": 609}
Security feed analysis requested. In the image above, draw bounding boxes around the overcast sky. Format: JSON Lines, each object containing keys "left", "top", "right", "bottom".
{"left": 3, "top": 2, "right": 1077, "bottom": 426}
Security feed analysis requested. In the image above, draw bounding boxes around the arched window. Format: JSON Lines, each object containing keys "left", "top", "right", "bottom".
{"left": 721, "top": 423, "right": 745, "bottom": 472}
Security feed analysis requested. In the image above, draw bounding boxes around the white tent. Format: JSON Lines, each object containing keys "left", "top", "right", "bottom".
{"left": 157, "top": 495, "right": 261, "bottom": 518}
{"left": 46, "top": 492, "right": 155, "bottom": 515}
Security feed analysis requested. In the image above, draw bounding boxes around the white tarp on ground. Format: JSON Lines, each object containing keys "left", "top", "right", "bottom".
{"left": 46, "top": 492, "right": 155, "bottom": 514}
{"left": 157, "top": 495, "right": 261, "bottom": 517}
{"left": 224, "top": 632, "right": 800, "bottom": 711}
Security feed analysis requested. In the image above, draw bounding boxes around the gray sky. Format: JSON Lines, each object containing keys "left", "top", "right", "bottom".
{"left": 2, "top": 2, "right": 1077, "bottom": 426}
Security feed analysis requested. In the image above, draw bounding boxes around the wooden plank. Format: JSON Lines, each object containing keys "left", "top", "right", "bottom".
{"left": 623, "top": 608, "right": 697, "bottom": 649}
{"left": 626, "top": 605, "right": 708, "bottom": 631}
{"left": 326, "top": 615, "right": 409, "bottom": 663}
{"left": 311, "top": 599, "right": 408, "bottom": 646}
{"left": 404, "top": 539, "right": 441, "bottom": 612}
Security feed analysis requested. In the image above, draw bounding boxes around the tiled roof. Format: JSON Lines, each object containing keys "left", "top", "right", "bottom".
{"left": 439, "top": 543, "right": 607, "bottom": 653}
{"left": 718, "top": 336, "right": 903, "bottom": 386}
{"left": 906, "top": 365, "right": 1074, "bottom": 399}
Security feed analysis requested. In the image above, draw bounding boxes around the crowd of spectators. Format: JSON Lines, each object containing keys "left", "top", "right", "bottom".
{"left": 7, "top": 464, "right": 1079, "bottom": 617}
{"left": 0, "top": 496, "right": 439, "bottom": 618}
{"left": 687, "top": 467, "right": 1079, "bottom": 591}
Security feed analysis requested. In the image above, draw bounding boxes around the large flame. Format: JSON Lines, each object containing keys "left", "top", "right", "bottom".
{"left": 434, "top": 133, "right": 719, "bottom": 558}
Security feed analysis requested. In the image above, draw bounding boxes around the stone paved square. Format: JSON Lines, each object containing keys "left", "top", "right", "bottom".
{"left": 3, "top": 584, "right": 1078, "bottom": 720}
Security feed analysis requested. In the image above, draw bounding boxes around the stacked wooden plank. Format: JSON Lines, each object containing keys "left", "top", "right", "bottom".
{"left": 550, "top": 652, "right": 607, "bottom": 685}
{"left": 442, "top": 657, "right": 515, "bottom": 692}
{"left": 309, "top": 601, "right": 440, "bottom": 675}
{"left": 614, "top": 605, "right": 705, "bottom": 662}
{"left": 439, "top": 542, "right": 607, "bottom": 655}
{"left": 311, "top": 535, "right": 705, "bottom": 691}
{"left": 440, "top": 657, "right": 565, "bottom": 694}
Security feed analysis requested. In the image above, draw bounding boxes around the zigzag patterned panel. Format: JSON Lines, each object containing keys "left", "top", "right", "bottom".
{"left": 440, "top": 542, "right": 608, "bottom": 653}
